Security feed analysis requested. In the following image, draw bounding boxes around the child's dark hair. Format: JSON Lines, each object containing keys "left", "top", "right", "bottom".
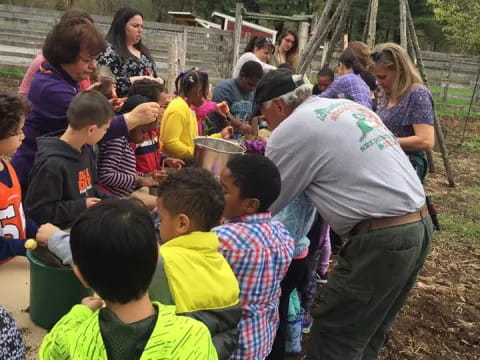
{"left": 67, "top": 91, "right": 114, "bottom": 130}
{"left": 157, "top": 167, "right": 224, "bottom": 231}
{"left": 227, "top": 154, "right": 281, "bottom": 213}
{"left": 0, "top": 93, "right": 31, "bottom": 140}
{"left": 120, "top": 94, "right": 149, "bottom": 114}
{"left": 239, "top": 60, "right": 263, "bottom": 79}
{"left": 70, "top": 198, "right": 158, "bottom": 304}
{"left": 360, "top": 70, "right": 378, "bottom": 91}
{"left": 174, "top": 69, "right": 208, "bottom": 98}
{"left": 128, "top": 79, "right": 164, "bottom": 102}
{"left": 244, "top": 36, "right": 274, "bottom": 53}
{"left": 277, "top": 63, "right": 293, "bottom": 71}
{"left": 317, "top": 67, "right": 334, "bottom": 80}
{"left": 339, "top": 48, "right": 363, "bottom": 74}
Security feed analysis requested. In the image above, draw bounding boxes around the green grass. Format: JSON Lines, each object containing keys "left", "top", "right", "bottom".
{"left": 436, "top": 214, "right": 480, "bottom": 246}
{"left": 0, "top": 67, "right": 25, "bottom": 79}
{"left": 435, "top": 106, "right": 480, "bottom": 117}
{"left": 430, "top": 86, "right": 473, "bottom": 97}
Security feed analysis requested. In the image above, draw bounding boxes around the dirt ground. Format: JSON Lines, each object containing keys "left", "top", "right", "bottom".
{"left": 0, "top": 76, "right": 478, "bottom": 359}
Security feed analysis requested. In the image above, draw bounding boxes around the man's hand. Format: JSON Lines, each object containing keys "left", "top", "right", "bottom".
{"left": 36, "top": 223, "right": 61, "bottom": 247}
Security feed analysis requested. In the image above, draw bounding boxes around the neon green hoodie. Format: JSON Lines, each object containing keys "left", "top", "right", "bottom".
{"left": 39, "top": 301, "right": 218, "bottom": 359}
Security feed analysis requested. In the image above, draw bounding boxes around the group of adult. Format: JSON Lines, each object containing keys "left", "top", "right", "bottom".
{"left": 15, "top": 5, "right": 436, "bottom": 359}
{"left": 230, "top": 20, "right": 436, "bottom": 360}
{"left": 13, "top": 7, "right": 162, "bottom": 192}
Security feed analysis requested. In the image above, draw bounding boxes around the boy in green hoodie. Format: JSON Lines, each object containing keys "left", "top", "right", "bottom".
{"left": 40, "top": 198, "right": 217, "bottom": 359}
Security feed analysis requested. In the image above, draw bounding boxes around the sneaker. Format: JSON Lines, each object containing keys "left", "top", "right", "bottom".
{"left": 315, "top": 272, "right": 328, "bottom": 284}
{"left": 302, "top": 315, "right": 313, "bottom": 334}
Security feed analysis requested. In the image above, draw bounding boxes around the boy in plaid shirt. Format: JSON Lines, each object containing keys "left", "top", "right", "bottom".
{"left": 214, "top": 155, "right": 294, "bottom": 360}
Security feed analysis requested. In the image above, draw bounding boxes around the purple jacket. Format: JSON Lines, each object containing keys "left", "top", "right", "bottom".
{"left": 11, "top": 62, "right": 128, "bottom": 190}
{"left": 319, "top": 72, "right": 373, "bottom": 109}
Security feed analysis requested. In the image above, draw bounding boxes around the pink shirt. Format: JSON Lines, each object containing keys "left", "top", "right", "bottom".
{"left": 192, "top": 100, "right": 217, "bottom": 135}
{"left": 19, "top": 54, "right": 91, "bottom": 97}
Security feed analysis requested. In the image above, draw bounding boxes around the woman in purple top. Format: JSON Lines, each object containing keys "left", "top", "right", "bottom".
{"left": 319, "top": 48, "right": 373, "bottom": 109}
{"left": 372, "top": 43, "right": 435, "bottom": 181}
{"left": 11, "top": 17, "right": 160, "bottom": 192}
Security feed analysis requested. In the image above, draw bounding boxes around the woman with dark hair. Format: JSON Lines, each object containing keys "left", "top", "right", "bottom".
{"left": 319, "top": 48, "right": 372, "bottom": 109}
{"left": 97, "top": 7, "right": 162, "bottom": 97}
{"left": 11, "top": 17, "right": 160, "bottom": 192}
{"left": 233, "top": 36, "right": 276, "bottom": 78}
{"left": 18, "top": 8, "right": 95, "bottom": 96}
{"left": 271, "top": 29, "right": 299, "bottom": 71}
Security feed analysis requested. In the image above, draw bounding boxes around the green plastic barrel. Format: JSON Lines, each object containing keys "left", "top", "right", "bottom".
{"left": 27, "top": 251, "right": 93, "bottom": 329}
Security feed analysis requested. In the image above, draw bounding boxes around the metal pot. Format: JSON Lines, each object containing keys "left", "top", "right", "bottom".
{"left": 193, "top": 137, "right": 245, "bottom": 178}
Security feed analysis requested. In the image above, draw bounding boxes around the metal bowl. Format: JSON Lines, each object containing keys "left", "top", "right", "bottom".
{"left": 193, "top": 137, "right": 245, "bottom": 178}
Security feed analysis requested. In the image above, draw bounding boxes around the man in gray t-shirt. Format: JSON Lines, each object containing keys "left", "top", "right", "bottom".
{"left": 208, "top": 61, "right": 263, "bottom": 134}
{"left": 254, "top": 69, "right": 433, "bottom": 360}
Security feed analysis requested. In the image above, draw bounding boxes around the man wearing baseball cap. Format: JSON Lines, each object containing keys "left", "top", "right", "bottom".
{"left": 258, "top": 69, "right": 433, "bottom": 360}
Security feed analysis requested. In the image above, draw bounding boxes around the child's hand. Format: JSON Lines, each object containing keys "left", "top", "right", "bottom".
{"left": 220, "top": 126, "right": 234, "bottom": 139}
{"left": 163, "top": 158, "right": 185, "bottom": 169}
{"left": 36, "top": 223, "right": 61, "bottom": 247}
{"left": 151, "top": 170, "right": 167, "bottom": 182}
{"left": 81, "top": 296, "right": 104, "bottom": 311}
{"left": 86, "top": 198, "right": 101, "bottom": 208}
{"left": 136, "top": 176, "right": 159, "bottom": 187}
{"left": 216, "top": 101, "right": 230, "bottom": 117}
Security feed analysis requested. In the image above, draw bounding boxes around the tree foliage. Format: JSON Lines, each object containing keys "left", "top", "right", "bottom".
{"left": 427, "top": 0, "right": 480, "bottom": 53}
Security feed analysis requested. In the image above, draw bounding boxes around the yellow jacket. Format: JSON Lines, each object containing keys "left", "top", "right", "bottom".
{"left": 159, "top": 97, "right": 221, "bottom": 160}
{"left": 149, "top": 231, "right": 242, "bottom": 360}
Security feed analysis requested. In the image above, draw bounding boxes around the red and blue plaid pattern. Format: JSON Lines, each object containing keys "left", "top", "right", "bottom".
{"left": 214, "top": 213, "right": 294, "bottom": 360}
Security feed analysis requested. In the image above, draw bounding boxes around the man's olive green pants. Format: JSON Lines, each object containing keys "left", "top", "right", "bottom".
{"left": 307, "top": 216, "right": 433, "bottom": 360}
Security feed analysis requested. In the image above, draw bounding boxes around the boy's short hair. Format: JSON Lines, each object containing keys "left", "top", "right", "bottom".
{"left": 157, "top": 168, "right": 224, "bottom": 231}
{"left": 0, "top": 92, "right": 31, "bottom": 140}
{"left": 239, "top": 60, "right": 264, "bottom": 80}
{"left": 67, "top": 91, "right": 114, "bottom": 130}
{"left": 127, "top": 79, "right": 164, "bottom": 102}
{"left": 227, "top": 155, "right": 281, "bottom": 213}
{"left": 317, "top": 67, "right": 334, "bottom": 80}
{"left": 70, "top": 198, "right": 158, "bottom": 304}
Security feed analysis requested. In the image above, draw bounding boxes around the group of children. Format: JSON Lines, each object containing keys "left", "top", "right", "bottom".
{"left": 0, "top": 53, "right": 337, "bottom": 358}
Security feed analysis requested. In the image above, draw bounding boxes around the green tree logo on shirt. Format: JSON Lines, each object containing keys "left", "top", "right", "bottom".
{"left": 354, "top": 112, "right": 381, "bottom": 141}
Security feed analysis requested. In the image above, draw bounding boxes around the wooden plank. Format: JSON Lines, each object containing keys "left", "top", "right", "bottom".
{"left": 232, "top": 2, "right": 243, "bottom": 77}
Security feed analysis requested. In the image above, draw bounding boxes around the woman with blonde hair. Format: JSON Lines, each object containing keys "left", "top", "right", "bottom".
{"left": 372, "top": 42, "right": 435, "bottom": 181}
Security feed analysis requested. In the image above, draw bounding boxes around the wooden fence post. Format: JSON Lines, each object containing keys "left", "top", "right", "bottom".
{"left": 180, "top": 28, "right": 187, "bottom": 72}
{"left": 298, "top": 0, "right": 347, "bottom": 75}
{"left": 298, "top": 21, "right": 310, "bottom": 60}
{"left": 442, "top": 58, "right": 453, "bottom": 103}
{"left": 232, "top": 2, "right": 243, "bottom": 77}
{"left": 167, "top": 34, "right": 179, "bottom": 94}
{"left": 298, "top": 0, "right": 336, "bottom": 72}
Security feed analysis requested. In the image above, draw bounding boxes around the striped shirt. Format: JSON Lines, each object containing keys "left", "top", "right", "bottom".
{"left": 97, "top": 137, "right": 137, "bottom": 197}
{"left": 319, "top": 72, "right": 373, "bottom": 109}
{"left": 214, "top": 213, "right": 294, "bottom": 360}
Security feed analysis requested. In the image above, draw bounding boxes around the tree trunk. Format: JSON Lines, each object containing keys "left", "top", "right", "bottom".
{"left": 399, "top": 0, "right": 408, "bottom": 49}
{"left": 366, "top": 0, "right": 379, "bottom": 47}
{"left": 232, "top": 2, "right": 243, "bottom": 77}
{"left": 323, "top": 1, "right": 351, "bottom": 67}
